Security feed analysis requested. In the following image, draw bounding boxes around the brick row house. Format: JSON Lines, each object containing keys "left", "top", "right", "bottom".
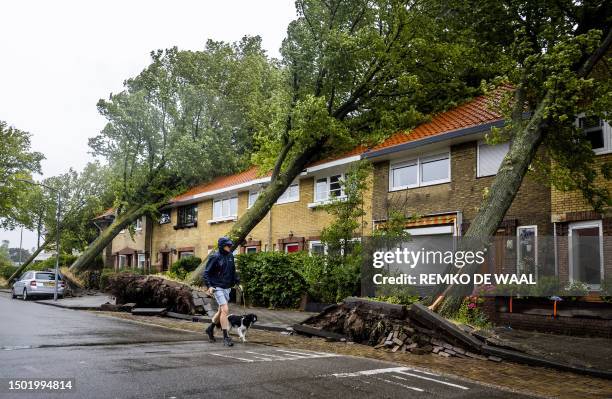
{"left": 95, "top": 89, "right": 610, "bottom": 295}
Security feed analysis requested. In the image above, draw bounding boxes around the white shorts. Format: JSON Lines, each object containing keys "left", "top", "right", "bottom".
{"left": 213, "top": 287, "right": 231, "bottom": 306}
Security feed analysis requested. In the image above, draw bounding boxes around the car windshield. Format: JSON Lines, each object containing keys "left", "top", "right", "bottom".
{"left": 35, "top": 273, "right": 62, "bottom": 281}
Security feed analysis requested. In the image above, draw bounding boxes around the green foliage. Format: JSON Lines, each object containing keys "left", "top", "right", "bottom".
{"left": 301, "top": 252, "right": 362, "bottom": 303}
{"left": 237, "top": 252, "right": 308, "bottom": 308}
{"left": 0, "top": 121, "right": 45, "bottom": 229}
{"left": 0, "top": 264, "right": 17, "bottom": 280}
{"left": 168, "top": 256, "right": 202, "bottom": 280}
{"left": 33, "top": 254, "right": 78, "bottom": 271}
{"left": 455, "top": 296, "right": 491, "bottom": 329}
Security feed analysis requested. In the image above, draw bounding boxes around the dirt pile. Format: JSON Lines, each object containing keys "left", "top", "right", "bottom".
{"left": 106, "top": 273, "right": 196, "bottom": 314}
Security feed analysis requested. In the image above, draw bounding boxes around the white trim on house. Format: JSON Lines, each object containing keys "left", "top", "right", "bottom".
{"left": 308, "top": 240, "right": 326, "bottom": 255}
{"left": 568, "top": 220, "right": 604, "bottom": 290}
{"left": 389, "top": 150, "right": 451, "bottom": 191}
{"left": 210, "top": 196, "right": 238, "bottom": 223}
{"left": 576, "top": 115, "right": 612, "bottom": 155}
{"left": 404, "top": 225, "right": 454, "bottom": 236}
{"left": 305, "top": 155, "right": 361, "bottom": 173}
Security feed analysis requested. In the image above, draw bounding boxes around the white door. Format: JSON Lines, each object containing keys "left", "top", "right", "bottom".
{"left": 568, "top": 220, "right": 604, "bottom": 290}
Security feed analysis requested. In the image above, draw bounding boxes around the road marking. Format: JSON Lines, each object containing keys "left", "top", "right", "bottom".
{"left": 372, "top": 377, "right": 424, "bottom": 392}
{"left": 396, "top": 370, "right": 469, "bottom": 390}
{"left": 391, "top": 375, "right": 407, "bottom": 381}
{"left": 209, "top": 349, "right": 339, "bottom": 363}
{"left": 327, "top": 366, "right": 469, "bottom": 391}
{"left": 209, "top": 353, "right": 255, "bottom": 362}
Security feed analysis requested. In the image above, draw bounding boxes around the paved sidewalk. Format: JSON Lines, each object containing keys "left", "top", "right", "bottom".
{"left": 21, "top": 292, "right": 316, "bottom": 330}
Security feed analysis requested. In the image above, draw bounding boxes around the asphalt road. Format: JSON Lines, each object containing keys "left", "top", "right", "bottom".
{"left": 0, "top": 294, "right": 536, "bottom": 399}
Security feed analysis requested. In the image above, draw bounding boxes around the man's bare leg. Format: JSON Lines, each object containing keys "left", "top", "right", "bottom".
{"left": 219, "top": 303, "right": 233, "bottom": 346}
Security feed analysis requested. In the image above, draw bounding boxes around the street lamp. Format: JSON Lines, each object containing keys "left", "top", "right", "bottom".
{"left": 16, "top": 179, "right": 61, "bottom": 301}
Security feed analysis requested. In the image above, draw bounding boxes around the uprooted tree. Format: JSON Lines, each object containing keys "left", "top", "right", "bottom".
{"left": 70, "top": 38, "right": 281, "bottom": 272}
{"left": 186, "top": 0, "right": 504, "bottom": 284}
{"left": 7, "top": 162, "right": 112, "bottom": 282}
{"left": 427, "top": 0, "right": 612, "bottom": 315}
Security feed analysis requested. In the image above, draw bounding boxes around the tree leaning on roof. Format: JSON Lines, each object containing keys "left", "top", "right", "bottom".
{"left": 185, "top": 0, "right": 503, "bottom": 284}
{"left": 428, "top": 0, "right": 612, "bottom": 315}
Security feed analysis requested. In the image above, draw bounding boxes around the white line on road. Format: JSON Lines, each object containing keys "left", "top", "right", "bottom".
{"left": 396, "top": 370, "right": 469, "bottom": 390}
{"left": 209, "top": 353, "right": 255, "bottom": 362}
{"left": 372, "top": 377, "right": 424, "bottom": 392}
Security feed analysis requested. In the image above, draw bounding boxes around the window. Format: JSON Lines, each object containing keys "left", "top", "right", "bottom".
{"left": 389, "top": 151, "right": 450, "bottom": 191}
{"left": 118, "top": 255, "right": 127, "bottom": 268}
{"left": 314, "top": 174, "right": 344, "bottom": 202}
{"left": 580, "top": 116, "right": 605, "bottom": 151}
{"left": 276, "top": 182, "right": 300, "bottom": 204}
{"left": 179, "top": 251, "right": 194, "bottom": 259}
{"left": 135, "top": 217, "right": 143, "bottom": 231}
{"left": 159, "top": 211, "right": 171, "bottom": 225}
{"left": 517, "top": 226, "right": 537, "bottom": 276}
{"left": 245, "top": 246, "right": 258, "bottom": 254}
{"left": 248, "top": 191, "right": 260, "bottom": 208}
{"left": 137, "top": 254, "right": 146, "bottom": 269}
{"left": 390, "top": 160, "right": 418, "bottom": 189}
{"left": 420, "top": 153, "right": 450, "bottom": 184}
{"left": 285, "top": 243, "right": 300, "bottom": 253}
{"left": 308, "top": 240, "right": 326, "bottom": 256}
{"left": 212, "top": 196, "right": 238, "bottom": 220}
{"left": 177, "top": 204, "right": 197, "bottom": 227}
{"left": 478, "top": 141, "right": 510, "bottom": 177}
{"left": 569, "top": 220, "right": 603, "bottom": 290}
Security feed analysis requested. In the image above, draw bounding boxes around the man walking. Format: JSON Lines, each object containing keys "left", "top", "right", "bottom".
{"left": 204, "top": 236, "right": 239, "bottom": 346}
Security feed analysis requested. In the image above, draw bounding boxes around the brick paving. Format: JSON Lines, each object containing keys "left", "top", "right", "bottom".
{"left": 97, "top": 311, "right": 612, "bottom": 399}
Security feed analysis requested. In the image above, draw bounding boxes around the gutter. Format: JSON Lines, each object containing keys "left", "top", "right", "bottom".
{"left": 361, "top": 119, "right": 506, "bottom": 159}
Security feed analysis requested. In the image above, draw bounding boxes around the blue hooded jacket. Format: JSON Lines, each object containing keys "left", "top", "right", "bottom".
{"left": 203, "top": 237, "right": 239, "bottom": 289}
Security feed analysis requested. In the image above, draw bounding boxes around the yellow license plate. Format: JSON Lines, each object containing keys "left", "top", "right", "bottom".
{"left": 44, "top": 282, "right": 55, "bottom": 287}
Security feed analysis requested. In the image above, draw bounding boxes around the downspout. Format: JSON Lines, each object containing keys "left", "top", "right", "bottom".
{"left": 553, "top": 222, "right": 558, "bottom": 277}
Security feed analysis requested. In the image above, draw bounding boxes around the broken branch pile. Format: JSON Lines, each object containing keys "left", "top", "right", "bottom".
{"left": 106, "top": 273, "right": 196, "bottom": 314}
{"left": 297, "top": 298, "right": 496, "bottom": 361}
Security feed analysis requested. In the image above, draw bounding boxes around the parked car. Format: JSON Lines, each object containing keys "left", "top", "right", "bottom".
{"left": 11, "top": 271, "right": 65, "bottom": 300}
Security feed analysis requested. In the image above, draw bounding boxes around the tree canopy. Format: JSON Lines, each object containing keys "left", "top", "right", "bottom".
{"left": 0, "top": 121, "right": 45, "bottom": 229}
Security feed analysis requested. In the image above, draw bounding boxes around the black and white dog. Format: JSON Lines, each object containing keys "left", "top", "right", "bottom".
{"left": 227, "top": 313, "right": 258, "bottom": 342}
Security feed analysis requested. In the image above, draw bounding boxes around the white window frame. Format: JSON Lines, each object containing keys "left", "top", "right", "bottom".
{"left": 284, "top": 243, "right": 300, "bottom": 253}
{"left": 314, "top": 174, "right": 346, "bottom": 202}
{"left": 135, "top": 217, "right": 143, "bottom": 231}
{"left": 389, "top": 151, "right": 450, "bottom": 191}
{"left": 210, "top": 196, "right": 238, "bottom": 223}
{"left": 245, "top": 246, "right": 258, "bottom": 254}
{"left": 576, "top": 115, "right": 612, "bottom": 155}
{"left": 477, "top": 140, "right": 510, "bottom": 177}
{"left": 308, "top": 240, "right": 327, "bottom": 255}
{"left": 137, "top": 253, "right": 146, "bottom": 269}
{"left": 568, "top": 220, "right": 604, "bottom": 290}
{"left": 276, "top": 182, "right": 300, "bottom": 204}
{"left": 248, "top": 190, "right": 260, "bottom": 209}
{"left": 516, "top": 225, "right": 538, "bottom": 275}
{"left": 118, "top": 255, "right": 127, "bottom": 268}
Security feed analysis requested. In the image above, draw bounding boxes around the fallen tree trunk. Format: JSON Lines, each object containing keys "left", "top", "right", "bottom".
{"left": 105, "top": 273, "right": 196, "bottom": 315}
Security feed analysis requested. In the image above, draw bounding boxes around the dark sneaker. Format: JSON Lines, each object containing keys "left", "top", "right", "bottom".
{"left": 205, "top": 323, "right": 216, "bottom": 342}
{"left": 223, "top": 336, "right": 234, "bottom": 347}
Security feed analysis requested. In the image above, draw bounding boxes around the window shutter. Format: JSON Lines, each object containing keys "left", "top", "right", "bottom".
{"left": 478, "top": 142, "right": 509, "bottom": 177}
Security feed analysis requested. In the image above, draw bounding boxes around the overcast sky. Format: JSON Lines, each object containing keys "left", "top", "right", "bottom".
{"left": 0, "top": 0, "right": 296, "bottom": 250}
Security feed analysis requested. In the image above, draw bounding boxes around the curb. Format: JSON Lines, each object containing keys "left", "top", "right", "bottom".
{"left": 33, "top": 301, "right": 101, "bottom": 311}
{"left": 165, "top": 311, "right": 292, "bottom": 333}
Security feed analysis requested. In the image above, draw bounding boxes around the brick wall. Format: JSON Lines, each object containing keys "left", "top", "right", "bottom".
{"left": 551, "top": 153, "right": 612, "bottom": 222}
{"left": 372, "top": 141, "right": 552, "bottom": 235}
{"left": 150, "top": 173, "right": 374, "bottom": 270}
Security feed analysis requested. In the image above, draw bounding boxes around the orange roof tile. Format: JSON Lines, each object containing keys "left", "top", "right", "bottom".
{"left": 94, "top": 207, "right": 115, "bottom": 219}
{"left": 170, "top": 166, "right": 270, "bottom": 202}
{"left": 369, "top": 85, "right": 510, "bottom": 153}
{"left": 169, "top": 86, "right": 512, "bottom": 204}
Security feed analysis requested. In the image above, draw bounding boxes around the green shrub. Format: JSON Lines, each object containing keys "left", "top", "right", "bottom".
{"left": 237, "top": 252, "right": 308, "bottom": 308}
{"left": 31, "top": 254, "right": 78, "bottom": 271}
{"left": 169, "top": 256, "right": 202, "bottom": 280}
{"left": 0, "top": 264, "right": 18, "bottom": 280}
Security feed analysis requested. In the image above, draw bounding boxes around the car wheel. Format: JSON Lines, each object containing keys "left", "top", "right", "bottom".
{"left": 11, "top": 288, "right": 17, "bottom": 299}
{"left": 22, "top": 289, "right": 28, "bottom": 301}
